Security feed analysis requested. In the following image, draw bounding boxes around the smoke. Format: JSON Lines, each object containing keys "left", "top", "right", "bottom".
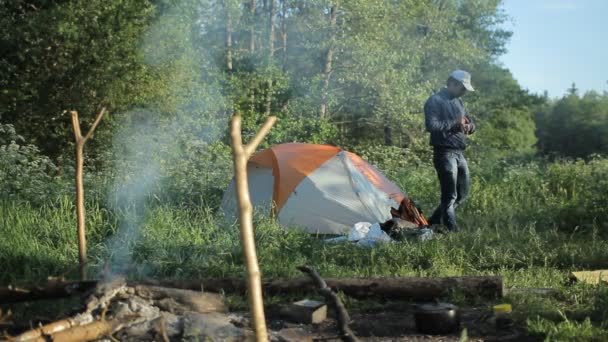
{"left": 104, "top": 2, "right": 229, "bottom": 275}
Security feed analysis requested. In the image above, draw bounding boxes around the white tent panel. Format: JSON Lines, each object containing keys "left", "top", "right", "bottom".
{"left": 220, "top": 163, "right": 274, "bottom": 219}
{"left": 341, "top": 153, "right": 395, "bottom": 222}
{"left": 278, "top": 153, "right": 385, "bottom": 234}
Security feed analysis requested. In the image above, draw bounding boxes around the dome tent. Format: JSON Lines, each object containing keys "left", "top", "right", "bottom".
{"left": 221, "top": 143, "right": 409, "bottom": 234}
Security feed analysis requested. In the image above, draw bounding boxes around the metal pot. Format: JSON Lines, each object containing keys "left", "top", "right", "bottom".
{"left": 414, "top": 302, "right": 461, "bottom": 334}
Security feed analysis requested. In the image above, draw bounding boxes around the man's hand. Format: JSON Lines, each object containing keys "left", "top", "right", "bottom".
{"left": 461, "top": 116, "right": 473, "bottom": 135}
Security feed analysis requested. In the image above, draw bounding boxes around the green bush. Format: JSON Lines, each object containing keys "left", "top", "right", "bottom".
{"left": 0, "top": 124, "right": 59, "bottom": 204}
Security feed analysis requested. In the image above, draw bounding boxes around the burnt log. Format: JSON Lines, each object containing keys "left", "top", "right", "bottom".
{"left": 0, "top": 281, "right": 97, "bottom": 304}
{"left": 134, "top": 285, "right": 227, "bottom": 314}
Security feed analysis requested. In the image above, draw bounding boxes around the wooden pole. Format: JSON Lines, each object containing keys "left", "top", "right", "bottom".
{"left": 70, "top": 108, "right": 106, "bottom": 281}
{"left": 229, "top": 114, "right": 276, "bottom": 342}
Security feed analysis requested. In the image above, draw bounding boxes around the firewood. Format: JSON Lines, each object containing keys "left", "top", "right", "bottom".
{"left": 46, "top": 320, "right": 114, "bottom": 342}
{"left": 13, "top": 319, "right": 74, "bottom": 341}
{"left": 13, "top": 313, "right": 94, "bottom": 342}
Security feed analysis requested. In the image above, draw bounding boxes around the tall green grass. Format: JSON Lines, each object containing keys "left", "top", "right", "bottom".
{"left": 1, "top": 157, "right": 608, "bottom": 339}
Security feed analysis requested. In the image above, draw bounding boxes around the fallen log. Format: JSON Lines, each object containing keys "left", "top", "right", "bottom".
{"left": 149, "top": 276, "right": 503, "bottom": 300}
{"left": 1, "top": 276, "right": 502, "bottom": 304}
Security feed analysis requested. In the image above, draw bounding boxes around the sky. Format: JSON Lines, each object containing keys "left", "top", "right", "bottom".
{"left": 499, "top": 0, "right": 608, "bottom": 98}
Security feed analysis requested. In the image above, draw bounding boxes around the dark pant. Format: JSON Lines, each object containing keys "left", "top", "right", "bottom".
{"left": 427, "top": 150, "right": 470, "bottom": 231}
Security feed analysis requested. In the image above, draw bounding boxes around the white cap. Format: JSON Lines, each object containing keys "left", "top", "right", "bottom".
{"left": 450, "top": 70, "right": 475, "bottom": 91}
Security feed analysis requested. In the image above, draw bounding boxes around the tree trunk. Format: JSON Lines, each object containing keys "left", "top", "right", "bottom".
{"left": 265, "top": 0, "right": 277, "bottom": 115}
{"left": 249, "top": 0, "right": 256, "bottom": 53}
{"left": 319, "top": 2, "right": 338, "bottom": 119}
{"left": 281, "top": 0, "right": 288, "bottom": 71}
{"left": 384, "top": 122, "right": 393, "bottom": 145}
{"left": 225, "top": 0, "right": 233, "bottom": 71}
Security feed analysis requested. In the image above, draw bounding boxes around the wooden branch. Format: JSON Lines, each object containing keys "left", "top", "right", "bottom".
{"left": 243, "top": 116, "right": 277, "bottom": 157}
{"left": 12, "top": 311, "right": 96, "bottom": 341}
{"left": 298, "top": 266, "right": 358, "bottom": 342}
{"left": 83, "top": 107, "right": 106, "bottom": 142}
{"left": 70, "top": 111, "right": 83, "bottom": 143}
{"left": 70, "top": 107, "right": 106, "bottom": 280}
{"left": 13, "top": 318, "right": 75, "bottom": 341}
{"left": 230, "top": 114, "right": 276, "bottom": 342}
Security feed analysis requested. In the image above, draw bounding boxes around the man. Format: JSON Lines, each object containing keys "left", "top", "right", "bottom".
{"left": 423, "top": 70, "right": 476, "bottom": 232}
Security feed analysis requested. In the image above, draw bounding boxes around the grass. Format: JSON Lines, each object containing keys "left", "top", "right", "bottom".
{"left": 1, "top": 157, "right": 608, "bottom": 340}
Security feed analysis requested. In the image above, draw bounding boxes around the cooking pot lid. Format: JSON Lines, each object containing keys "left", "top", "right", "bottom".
{"left": 416, "top": 302, "right": 458, "bottom": 312}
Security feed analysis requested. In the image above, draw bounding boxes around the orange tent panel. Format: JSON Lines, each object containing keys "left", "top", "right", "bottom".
{"left": 250, "top": 143, "right": 341, "bottom": 211}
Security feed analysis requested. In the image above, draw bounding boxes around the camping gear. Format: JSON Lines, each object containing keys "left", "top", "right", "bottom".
{"left": 493, "top": 304, "right": 513, "bottom": 330}
{"left": 326, "top": 221, "right": 433, "bottom": 246}
{"left": 380, "top": 217, "right": 432, "bottom": 241}
{"left": 389, "top": 198, "right": 428, "bottom": 226}
{"left": 414, "top": 302, "right": 461, "bottom": 334}
{"left": 221, "top": 143, "right": 425, "bottom": 234}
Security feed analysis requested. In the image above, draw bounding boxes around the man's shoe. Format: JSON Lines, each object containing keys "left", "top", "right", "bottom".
{"left": 429, "top": 224, "right": 448, "bottom": 234}
{"left": 447, "top": 225, "right": 460, "bottom": 232}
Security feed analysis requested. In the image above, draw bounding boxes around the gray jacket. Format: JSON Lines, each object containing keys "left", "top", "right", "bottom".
{"left": 424, "top": 88, "right": 475, "bottom": 151}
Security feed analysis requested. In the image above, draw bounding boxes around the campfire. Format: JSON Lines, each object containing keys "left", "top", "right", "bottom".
{"left": 7, "top": 276, "right": 255, "bottom": 342}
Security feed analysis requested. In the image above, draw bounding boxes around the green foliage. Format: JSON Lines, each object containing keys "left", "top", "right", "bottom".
{"left": 1, "top": 0, "right": 535, "bottom": 163}
{"left": 0, "top": 123, "right": 58, "bottom": 203}
{"left": 473, "top": 107, "right": 536, "bottom": 153}
{"left": 0, "top": 0, "right": 158, "bottom": 157}
{"left": 241, "top": 111, "right": 339, "bottom": 148}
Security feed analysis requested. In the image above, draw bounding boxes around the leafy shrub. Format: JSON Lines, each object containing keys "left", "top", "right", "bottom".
{"left": 241, "top": 112, "right": 339, "bottom": 148}
{"left": 0, "top": 123, "right": 58, "bottom": 203}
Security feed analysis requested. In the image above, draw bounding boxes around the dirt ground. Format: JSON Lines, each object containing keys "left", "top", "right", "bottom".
{"left": 2, "top": 295, "right": 543, "bottom": 341}
{"left": 262, "top": 305, "right": 542, "bottom": 342}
